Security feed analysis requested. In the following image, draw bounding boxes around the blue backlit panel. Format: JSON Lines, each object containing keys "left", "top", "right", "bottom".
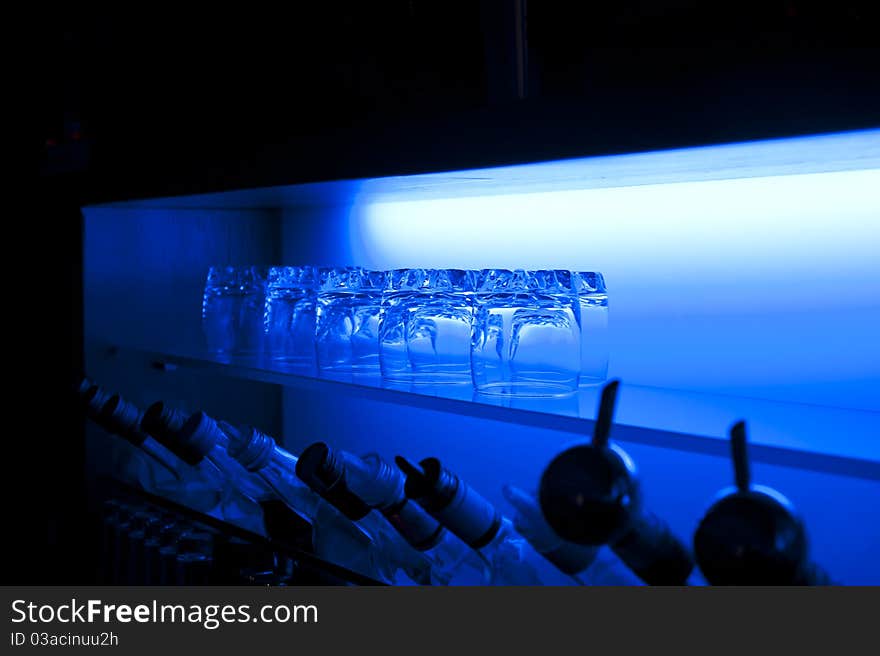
{"left": 87, "top": 128, "right": 880, "bottom": 437}
{"left": 350, "top": 166, "right": 880, "bottom": 412}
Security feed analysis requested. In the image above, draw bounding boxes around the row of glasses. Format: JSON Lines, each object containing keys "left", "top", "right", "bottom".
{"left": 202, "top": 266, "right": 608, "bottom": 397}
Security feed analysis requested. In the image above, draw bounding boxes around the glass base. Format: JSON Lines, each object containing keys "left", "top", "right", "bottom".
{"left": 474, "top": 381, "right": 577, "bottom": 399}
{"left": 381, "top": 370, "right": 472, "bottom": 385}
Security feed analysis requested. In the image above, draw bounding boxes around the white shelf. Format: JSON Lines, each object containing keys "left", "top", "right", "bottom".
{"left": 89, "top": 341, "right": 880, "bottom": 481}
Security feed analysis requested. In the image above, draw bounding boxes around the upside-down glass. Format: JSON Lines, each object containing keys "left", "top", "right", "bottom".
{"left": 379, "top": 269, "right": 476, "bottom": 384}
{"left": 201, "top": 265, "right": 267, "bottom": 362}
{"left": 471, "top": 269, "right": 580, "bottom": 397}
{"left": 264, "top": 265, "right": 319, "bottom": 371}
{"left": 315, "top": 267, "right": 386, "bottom": 372}
{"left": 574, "top": 271, "right": 609, "bottom": 386}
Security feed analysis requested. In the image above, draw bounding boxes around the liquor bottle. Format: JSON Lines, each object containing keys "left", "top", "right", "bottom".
{"left": 289, "top": 443, "right": 434, "bottom": 586}
{"left": 503, "top": 484, "right": 642, "bottom": 585}
{"left": 395, "top": 456, "right": 543, "bottom": 585}
{"left": 77, "top": 382, "right": 181, "bottom": 490}
{"left": 220, "top": 421, "right": 405, "bottom": 584}
{"left": 539, "top": 380, "right": 694, "bottom": 585}
{"left": 176, "top": 412, "right": 313, "bottom": 546}
{"left": 100, "top": 395, "right": 225, "bottom": 517}
{"left": 140, "top": 401, "right": 190, "bottom": 451}
{"left": 137, "top": 402, "right": 269, "bottom": 536}
{"left": 693, "top": 421, "right": 833, "bottom": 585}
{"left": 296, "top": 442, "right": 490, "bottom": 585}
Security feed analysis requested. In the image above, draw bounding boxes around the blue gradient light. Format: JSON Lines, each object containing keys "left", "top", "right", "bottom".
{"left": 347, "top": 133, "right": 880, "bottom": 412}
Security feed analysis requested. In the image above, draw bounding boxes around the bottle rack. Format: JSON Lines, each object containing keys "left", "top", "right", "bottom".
{"left": 87, "top": 340, "right": 880, "bottom": 482}
{"left": 96, "top": 478, "right": 384, "bottom": 586}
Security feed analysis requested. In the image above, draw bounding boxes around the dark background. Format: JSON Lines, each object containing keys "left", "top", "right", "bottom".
{"left": 39, "top": 1, "right": 880, "bottom": 195}
{"left": 20, "top": 1, "right": 880, "bottom": 584}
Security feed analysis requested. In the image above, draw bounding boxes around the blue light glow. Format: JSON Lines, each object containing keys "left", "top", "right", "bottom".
{"left": 346, "top": 133, "right": 880, "bottom": 412}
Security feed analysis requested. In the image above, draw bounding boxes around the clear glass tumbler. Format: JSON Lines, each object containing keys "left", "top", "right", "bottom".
{"left": 201, "top": 265, "right": 267, "bottom": 362}
{"left": 471, "top": 269, "right": 580, "bottom": 397}
{"left": 380, "top": 269, "right": 476, "bottom": 384}
{"left": 264, "top": 265, "right": 319, "bottom": 371}
{"left": 315, "top": 267, "right": 386, "bottom": 372}
{"left": 573, "top": 271, "right": 609, "bottom": 386}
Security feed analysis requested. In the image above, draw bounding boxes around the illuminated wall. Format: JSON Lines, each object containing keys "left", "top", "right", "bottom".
{"left": 345, "top": 133, "right": 880, "bottom": 412}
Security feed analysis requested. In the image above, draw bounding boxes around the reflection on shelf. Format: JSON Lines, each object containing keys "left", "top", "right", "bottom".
{"left": 87, "top": 340, "right": 880, "bottom": 481}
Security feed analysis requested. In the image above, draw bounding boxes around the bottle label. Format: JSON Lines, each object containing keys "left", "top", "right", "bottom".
{"left": 434, "top": 483, "right": 502, "bottom": 549}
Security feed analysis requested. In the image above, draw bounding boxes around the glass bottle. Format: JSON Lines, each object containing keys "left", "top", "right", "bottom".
{"left": 220, "top": 422, "right": 405, "bottom": 584}
{"left": 78, "top": 383, "right": 181, "bottom": 491}
{"left": 297, "top": 443, "right": 490, "bottom": 585}
{"left": 138, "top": 401, "right": 262, "bottom": 528}
{"left": 395, "top": 456, "right": 543, "bottom": 585}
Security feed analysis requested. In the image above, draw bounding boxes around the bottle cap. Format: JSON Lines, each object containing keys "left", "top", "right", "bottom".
{"left": 141, "top": 402, "right": 190, "bottom": 452}
{"left": 81, "top": 385, "right": 112, "bottom": 420}
{"left": 694, "top": 421, "right": 811, "bottom": 585}
{"left": 396, "top": 456, "right": 501, "bottom": 549}
{"left": 76, "top": 377, "right": 94, "bottom": 397}
{"left": 694, "top": 486, "right": 807, "bottom": 585}
{"left": 100, "top": 394, "right": 149, "bottom": 446}
{"left": 175, "top": 411, "right": 225, "bottom": 466}
{"left": 296, "top": 443, "right": 371, "bottom": 521}
{"left": 539, "top": 443, "right": 640, "bottom": 545}
{"left": 538, "top": 380, "right": 642, "bottom": 545}
{"left": 225, "top": 424, "right": 276, "bottom": 472}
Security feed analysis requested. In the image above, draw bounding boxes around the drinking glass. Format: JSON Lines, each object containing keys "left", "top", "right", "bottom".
{"left": 380, "top": 269, "right": 476, "bottom": 384}
{"left": 471, "top": 269, "right": 580, "bottom": 397}
{"left": 264, "top": 265, "right": 319, "bottom": 371}
{"left": 201, "top": 265, "right": 267, "bottom": 362}
{"left": 315, "top": 267, "right": 386, "bottom": 372}
{"left": 573, "top": 271, "right": 609, "bottom": 386}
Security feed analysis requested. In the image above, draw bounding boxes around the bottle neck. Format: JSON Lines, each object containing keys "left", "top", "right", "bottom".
{"left": 229, "top": 426, "right": 277, "bottom": 472}
{"left": 295, "top": 443, "right": 372, "bottom": 521}
{"left": 205, "top": 445, "right": 275, "bottom": 501}
{"left": 101, "top": 395, "right": 149, "bottom": 447}
{"left": 138, "top": 439, "right": 184, "bottom": 481}
{"left": 142, "top": 402, "right": 191, "bottom": 456}
{"left": 342, "top": 453, "right": 445, "bottom": 552}
{"left": 402, "top": 458, "right": 503, "bottom": 550}
{"left": 341, "top": 452, "right": 404, "bottom": 509}
{"left": 256, "top": 449, "right": 320, "bottom": 520}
